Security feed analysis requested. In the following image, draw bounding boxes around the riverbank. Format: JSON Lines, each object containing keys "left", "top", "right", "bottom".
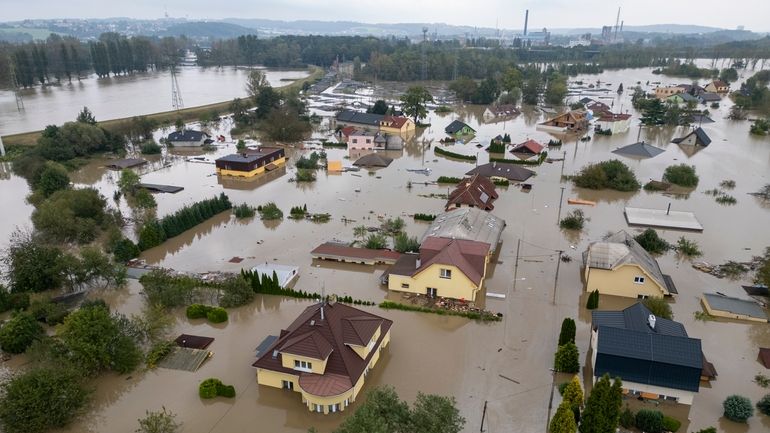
{"left": 1, "top": 66, "right": 324, "bottom": 147}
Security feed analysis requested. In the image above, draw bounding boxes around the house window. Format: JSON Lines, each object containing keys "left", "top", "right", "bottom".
{"left": 440, "top": 269, "right": 452, "bottom": 279}
{"left": 633, "top": 276, "right": 645, "bottom": 284}
{"left": 329, "top": 403, "right": 340, "bottom": 413}
{"left": 401, "top": 283, "right": 410, "bottom": 289}
{"left": 315, "top": 404, "right": 323, "bottom": 413}
{"left": 282, "top": 380, "right": 294, "bottom": 390}
{"left": 426, "top": 287, "right": 438, "bottom": 297}
{"left": 344, "top": 398, "right": 350, "bottom": 407}
{"left": 366, "top": 139, "right": 371, "bottom": 144}
{"left": 294, "top": 360, "right": 312, "bottom": 371}
{"left": 352, "top": 139, "right": 358, "bottom": 144}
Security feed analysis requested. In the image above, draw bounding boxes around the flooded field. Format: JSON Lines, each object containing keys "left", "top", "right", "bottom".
{"left": 2, "top": 64, "right": 770, "bottom": 433}
{"left": 0, "top": 66, "right": 309, "bottom": 135}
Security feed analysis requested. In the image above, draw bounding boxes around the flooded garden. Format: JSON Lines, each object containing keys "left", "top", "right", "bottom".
{"left": 1, "top": 63, "right": 770, "bottom": 432}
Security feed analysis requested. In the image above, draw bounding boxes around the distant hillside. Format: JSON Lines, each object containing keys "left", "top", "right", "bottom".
{"left": 158, "top": 22, "right": 254, "bottom": 38}
{"left": 223, "top": 18, "right": 501, "bottom": 37}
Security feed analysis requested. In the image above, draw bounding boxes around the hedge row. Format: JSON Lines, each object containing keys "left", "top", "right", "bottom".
{"left": 490, "top": 151, "right": 548, "bottom": 166}
{"left": 138, "top": 193, "right": 232, "bottom": 250}
{"left": 186, "top": 304, "right": 228, "bottom": 323}
{"left": 379, "top": 301, "right": 501, "bottom": 322}
{"left": 434, "top": 147, "right": 477, "bottom": 161}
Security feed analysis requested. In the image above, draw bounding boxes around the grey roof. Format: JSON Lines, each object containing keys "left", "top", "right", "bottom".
{"left": 584, "top": 230, "right": 674, "bottom": 295}
{"left": 595, "top": 326, "right": 702, "bottom": 392}
{"left": 216, "top": 153, "right": 263, "bottom": 164}
{"left": 689, "top": 114, "right": 715, "bottom": 124}
{"left": 699, "top": 92, "right": 721, "bottom": 102}
{"left": 168, "top": 130, "right": 209, "bottom": 141}
{"left": 466, "top": 162, "right": 535, "bottom": 182}
{"left": 336, "top": 110, "right": 384, "bottom": 126}
{"left": 611, "top": 141, "right": 666, "bottom": 158}
{"left": 352, "top": 153, "right": 393, "bottom": 167}
{"left": 671, "top": 127, "right": 712, "bottom": 146}
{"left": 420, "top": 208, "right": 505, "bottom": 253}
{"left": 670, "top": 92, "right": 698, "bottom": 103}
{"left": 703, "top": 293, "right": 769, "bottom": 321}
{"left": 445, "top": 120, "right": 474, "bottom": 134}
{"left": 592, "top": 303, "right": 687, "bottom": 336}
{"left": 138, "top": 183, "right": 184, "bottom": 193}
{"left": 105, "top": 158, "right": 147, "bottom": 169}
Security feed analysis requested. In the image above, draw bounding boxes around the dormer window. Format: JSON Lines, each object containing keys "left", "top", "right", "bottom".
{"left": 294, "top": 360, "right": 312, "bottom": 371}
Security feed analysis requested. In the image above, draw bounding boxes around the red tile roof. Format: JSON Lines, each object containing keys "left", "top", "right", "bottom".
{"left": 382, "top": 115, "right": 411, "bottom": 129}
{"left": 446, "top": 174, "right": 498, "bottom": 211}
{"left": 596, "top": 112, "right": 632, "bottom": 122}
{"left": 416, "top": 237, "right": 490, "bottom": 286}
{"left": 311, "top": 242, "right": 402, "bottom": 262}
{"left": 340, "top": 126, "right": 356, "bottom": 137}
{"left": 253, "top": 302, "right": 393, "bottom": 397}
{"left": 511, "top": 139, "right": 544, "bottom": 154}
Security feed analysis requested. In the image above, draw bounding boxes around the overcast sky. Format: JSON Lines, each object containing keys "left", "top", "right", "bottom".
{"left": 4, "top": 0, "right": 767, "bottom": 31}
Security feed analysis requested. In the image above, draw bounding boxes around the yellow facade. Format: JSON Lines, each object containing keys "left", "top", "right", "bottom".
{"left": 380, "top": 119, "right": 415, "bottom": 134}
{"left": 584, "top": 264, "right": 668, "bottom": 298}
{"left": 388, "top": 261, "right": 486, "bottom": 301}
{"left": 216, "top": 156, "right": 286, "bottom": 178}
{"left": 256, "top": 328, "right": 391, "bottom": 414}
{"left": 701, "top": 298, "right": 768, "bottom": 323}
{"left": 280, "top": 352, "right": 329, "bottom": 375}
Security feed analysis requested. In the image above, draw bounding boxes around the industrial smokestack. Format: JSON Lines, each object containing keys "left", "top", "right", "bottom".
{"left": 524, "top": 10, "right": 529, "bottom": 36}
{"left": 620, "top": 20, "right": 624, "bottom": 32}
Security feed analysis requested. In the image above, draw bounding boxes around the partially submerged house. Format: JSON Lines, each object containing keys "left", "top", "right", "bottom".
{"left": 482, "top": 105, "right": 520, "bottom": 120}
{"left": 421, "top": 207, "right": 506, "bottom": 254}
{"left": 386, "top": 237, "right": 491, "bottom": 301}
{"left": 168, "top": 130, "right": 211, "bottom": 147}
{"left": 698, "top": 92, "right": 721, "bottom": 104}
{"left": 591, "top": 303, "right": 706, "bottom": 404}
{"left": 611, "top": 141, "right": 666, "bottom": 159}
{"left": 704, "top": 80, "right": 730, "bottom": 93}
{"left": 666, "top": 92, "right": 698, "bottom": 105}
{"left": 352, "top": 153, "right": 393, "bottom": 168}
{"left": 510, "top": 139, "right": 545, "bottom": 156}
{"left": 335, "top": 110, "right": 384, "bottom": 131}
{"left": 466, "top": 162, "right": 535, "bottom": 183}
{"left": 347, "top": 129, "right": 377, "bottom": 150}
{"left": 444, "top": 120, "right": 476, "bottom": 136}
{"left": 701, "top": 293, "right": 769, "bottom": 323}
{"left": 595, "top": 112, "right": 632, "bottom": 134}
{"left": 215, "top": 147, "right": 286, "bottom": 178}
{"left": 583, "top": 230, "right": 678, "bottom": 298}
{"left": 445, "top": 174, "right": 498, "bottom": 211}
{"left": 379, "top": 115, "right": 415, "bottom": 134}
{"left": 536, "top": 110, "right": 589, "bottom": 133}
{"left": 672, "top": 127, "right": 711, "bottom": 147}
{"left": 105, "top": 158, "right": 147, "bottom": 170}
{"left": 654, "top": 85, "right": 685, "bottom": 99}
{"left": 252, "top": 302, "right": 393, "bottom": 414}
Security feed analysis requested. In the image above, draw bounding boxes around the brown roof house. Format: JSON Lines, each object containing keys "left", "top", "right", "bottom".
{"left": 704, "top": 80, "right": 730, "bottom": 93}
{"left": 466, "top": 161, "right": 535, "bottom": 183}
{"left": 253, "top": 302, "right": 393, "bottom": 414}
{"left": 510, "top": 139, "right": 545, "bottom": 157}
{"left": 446, "top": 174, "right": 498, "bottom": 211}
{"left": 537, "top": 110, "right": 589, "bottom": 133}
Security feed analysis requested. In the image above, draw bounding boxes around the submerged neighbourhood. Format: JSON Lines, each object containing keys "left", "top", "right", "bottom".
{"left": 1, "top": 6, "right": 770, "bottom": 433}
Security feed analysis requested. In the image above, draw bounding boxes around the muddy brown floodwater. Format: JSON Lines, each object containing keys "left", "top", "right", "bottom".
{"left": 2, "top": 63, "right": 770, "bottom": 433}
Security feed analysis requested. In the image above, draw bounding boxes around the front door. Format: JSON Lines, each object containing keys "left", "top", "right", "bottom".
{"left": 426, "top": 287, "right": 437, "bottom": 297}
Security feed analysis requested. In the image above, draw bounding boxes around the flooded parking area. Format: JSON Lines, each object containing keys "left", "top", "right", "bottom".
{"left": 3, "top": 64, "right": 770, "bottom": 432}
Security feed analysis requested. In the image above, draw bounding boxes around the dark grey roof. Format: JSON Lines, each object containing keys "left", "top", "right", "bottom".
{"left": 699, "top": 92, "right": 721, "bottom": 102}
{"left": 592, "top": 303, "right": 686, "bottom": 336}
{"left": 663, "top": 275, "right": 678, "bottom": 295}
{"left": 611, "top": 141, "right": 666, "bottom": 158}
{"left": 216, "top": 153, "right": 263, "bottom": 163}
{"left": 168, "top": 130, "right": 209, "bottom": 141}
{"left": 352, "top": 153, "right": 393, "bottom": 167}
{"left": 466, "top": 162, "right": 535, "bottom": 182}
{"left": 579, "top": 97, "right": 594, "bottom": 104}
{"left": 703, "top": 293, "right": 769, "bottom": 320}
{"left": 689, "top": 114, "right": 715, "bottom": 124}
{"left": 445, "top": 120, "right": 474, "bottom": 134}
{"left": 336, "top": 110, "right": 384, "bottom": 126}
{"left": 743, "top": 285, "right": 770, "bottom": 297}
{"left": 255, "top": 335, "right": 278, "bottom": 356}
{"left": 106, "top": 158, "right": 147, "bottom": 169}
{"left": 595, "top": 326, "right": 702, "bottom": 392}
{"left": 137, "top": 183, "right": 184, "bottom": 193}
{"left": 671, "top": 127, "right": 711, "bottom": 146}
{"left": 670, "top": 93, "right": 698, "bottom": 103}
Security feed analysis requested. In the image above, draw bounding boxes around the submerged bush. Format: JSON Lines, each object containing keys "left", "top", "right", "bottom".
{"left": 572, "top": 160, "right": 640, "bottom": 191}
{"left": 258, "top": 202, "right": 283, "bottom": 220}
{"left": 186, "top": 304, "right": 210, "bottom": 319}
{"left": 675, "top": 237, "right": 702, "bottom": 257}
{"left": 559, "top": 209, "right": 587, "bottom": 230}
{"left": 663, "top": 164, "right": 699, "bottom": 187}
{"left": 233, "top": 203, "right": 256, "bottom": 219}
{"left": 723, "top": 395, "right": 753, "bottom": 423}
{"left": 199, "top": 378, "right": 235, "bottom": 399}
{"left": 206, "top": 307, "right": 228, "bottom": 324}
{"left": 634, "top": 229, "right": 670, "bottom": 254}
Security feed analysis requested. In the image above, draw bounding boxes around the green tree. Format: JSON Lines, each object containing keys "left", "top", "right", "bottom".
{"left": 719, "top": 68, "right": 738, "bottom": 83}
{"left": 634, "top": 229, "right": 670, "bottom": 255}
{"left": 368, "top": 100, "right": 389, "bottom": 115}
{"left": 545, "top": 73, "right": 568, "bottom": 105}
{"left": 0, "top": 368, "right": 88, "bottom": 433}
{"left": 662, "top": 164, "right": 699, "bottom": 187}
{"left": 3, "top": 229, "right": 64, "bottom": 293}
{"left": 757, "top": 393, "right": 770, "bottom": 416}
{"left": 400, "top": 86, "right": 434, "bottom": 124}
{"left": 0, "top": 311, "right": 44, "bottom": 353}
{"left": 448, "top": 77, "right": 478, "bottom": 103}
{"left": 33, "top": 162, "right": 70, "bottom": 197}
{"left": 31, "top": 188, "right": 108, "bottom": 244}
{"left": 353, "top": 225, "right": 368, "bottom": 241}
{"left": 245, "top": 69, "right": 270, "bottom": 102}
{"left": 554, "top": 342, "right": 580, "bottom": 373}
{"left": 522, "top": 76, "right": 541, "bottom": 105}
{"left": 393, "top": 233, "right": 420, "bottom": 253}
{"left": 579, "top": 374, "right": 623, "bottom": 433}
{"left": 558, "top": 318, "right": 576, "bottom": 346}
{"left": 334, "top": 386, "right": 410, "bottom": 433}
{"left": 586, "top": 289, "right": 599, "bottom": 310}
{"left": 136, "top": 407, "right": 180, "bottom": 433}
{"left": 410, "top": 392, "right": 466, "bottom": 433}
{"left": 365, "top": 233, "right": 388, "bottom": 250}
{"left": 236, "top": 139, "right": 246, "bottom": 152}
{"left": 562, "top": 375, "right": 584, "bottom": 412}
{"left": 118, "top": 169, "right": 141, "bottom": 195}
{"left": 619, "top": 406, "right": 635, "bottom": 428}
{"left": 501, "top": 67, "right": 523, "bottom": 92}
{"left": 76, "top": 106, "right": 97, "bottom": 125}
{"left": 635, "top": 409, "right": 664, "bottom": 433}
{"left": 642, "top": 297, "right": 673, "bottom": 320}
{"left": 640, "top": 98, "right": 666, "bottom": 125}
{"left": 723, "top": 395, "right": 753, "bottom": 423}
{"left": 758, "top": 248, "right": 770, "bottom": 294}
{"left": 474, "top": 77, "right": 500, "bottom": 104}
{"left": 550, "top": 402, "right": 577, "bottom": 433}
{"left": 132, "top": 189, "right": 157, "bottom": 210}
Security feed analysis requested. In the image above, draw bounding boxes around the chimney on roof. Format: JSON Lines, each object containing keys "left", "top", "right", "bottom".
{"left": 648, "top": 314, "right": 657, "bottom": 330}
{"left": 415, "top": 258, "right": 421, "bottom": 268}
{"left": 320, "top": 304, "right": 325, "bottom": 321}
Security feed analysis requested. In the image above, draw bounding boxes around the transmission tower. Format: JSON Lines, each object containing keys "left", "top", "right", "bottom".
{"left": 421, "top": 27, "right": 428, "bottom": 81}
{"left": 8, "top": 57, "right": 24, "bottom": 111}
{"left": 170, "top": 65, "right": 184, "bottom": 111}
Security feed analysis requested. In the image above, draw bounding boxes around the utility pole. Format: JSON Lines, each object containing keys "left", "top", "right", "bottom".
{"left": 0, "top": 135, "right": 5, "bottom": 157}
{"left": 9, "top": 56, "right": 24, "bottom": 111}
{"left": 421, "top": 27, "right": 428, "bottom": 81}
{"left": 556, "top": 186, "right": 566, "bottom": 224}
{"left": 170, "top": 64, "right": 184, "bottom": 111}
{"left": 480, "top": 400, "right": 488, "bottom": 432}
{"left": 512, "top": 238, "right": 521, "bottom": 291}
{"left": 552, "top": 250, "right": 564, "bottom": 305}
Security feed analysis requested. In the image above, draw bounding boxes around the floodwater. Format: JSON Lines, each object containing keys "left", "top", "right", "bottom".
{"left": 3, "top": 63, "right": 770, "bottom": 433}
{"left": 0, "top": 66, "right": 309, "bottom": 135}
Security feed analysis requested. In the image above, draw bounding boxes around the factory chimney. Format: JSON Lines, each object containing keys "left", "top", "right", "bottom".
{"left": 523, "top": 9, "right": 529, "bottom": 36}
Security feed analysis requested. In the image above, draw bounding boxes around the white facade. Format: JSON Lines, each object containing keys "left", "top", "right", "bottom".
{"left": 596, "top": 118, "right": 631, "bottom": 134}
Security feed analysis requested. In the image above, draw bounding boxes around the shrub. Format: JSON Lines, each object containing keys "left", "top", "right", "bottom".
{"left": 365, "top": 233, "right": 388, "bottom": 249}
{"left": 663, "top": 164, "right": 699, "bottom": 187}
{"left": 493, "top": 179, "right": 510, "bottom": 186}
{"left": 558, "top": 318, "right": 576, "bottom": 346}
{"left": 206, "top": 307, "right": 228, "bottom": 323}
{"left": 757, "top": 393, "right": 770, "bottom": 416}
{"left": 644, "top": 181, "right": 668, "bottom": 191}
{"left": 136, "top": 407, "right": 180, "bottom": 433}
{"left": 559, "top": 210, "right": 587, "bottom": 230}
{"left": 619, "top": 406, "right": 635, "bottom": 429}
{"left": 295, "top": 169, "right": 316, "bottom": 182}
{"left": 378, "top": 300, "right": 501, "bottom": 322}
{"left": 642, "top": 297, "right": 673, "bottom": 320}
{"left": 140, "top": 141, "right": 162, "bottom": 155}
{"left": 233, "top": 203, "right": 256, "bottom": 219}
{"left": 0, "top": 291, "right": 30, "bottom": 313}
{"left": 695, "top": 428, "right": 716, "bottom": 433}
{"left": 146, "top": 340, "right": 174, "bottom": 368}
{"left": 715, "top": 194, "right": 737, "bottom": 205}
{"left": 434, "top": 146, "right": 477, "bottom": 161}
{"left": 112, "top": 237, "right": 140, "bottom": 262}
{"left": 28, "top": 299, "right": 70, "bottom": 325}
{"left": 586, "top": 289, "right": 599, "bottom": 309}
{"left": 558, "top": 382, "right": 569, "bottom": 396}
{"left": 295, "top": 151, "right": 321, "bottom": 169}
{"left": 199, "top": 378, "right": 222, "bottom": 399}
{"left": 436, "top": 176, "right": 461, "bottom": 184}
{"left": 662, "top": 415, "right": 682, "bottom": 432}
{"left": 572, "top": 160, "right": 640, "bottom": 191}
{"left": 634, "top": 229, "right": 670, "bottom": 254}
{"left": 394, "top": 233, "right": 420, "bottom": 253}
{"left": 723, "top": 395, "right": 753, "bottom": 423}
{"left": 414, "top": 213, "right": 436, "bottom": 221}
{"left": 218, "top": 276, "right": 254, "bottom": 308}
{"left": 674, "top": 236, "right": 702, "bottom": 258}
{"left": 635, "top": 409, "right": 664, "bottom": 433}
{"left": 720, "top": 179, "right": 736, "bottom": 189}
{"left": 553, "top": 342, "right": 580, "bottom": 373}
{"left": 186, "top": 304, "right": 211, "bottom": 319}
{"left": 487, "top": 142, "right": 506, "bottom": 153}
{"left": 0, "top": 311, "right": 44, "bottom": 353}
{"left": 258, "top": 202, "right": 283, "bottom": 220}
{"left": 216, "top": 383, "right": 236, "bottom": 398}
